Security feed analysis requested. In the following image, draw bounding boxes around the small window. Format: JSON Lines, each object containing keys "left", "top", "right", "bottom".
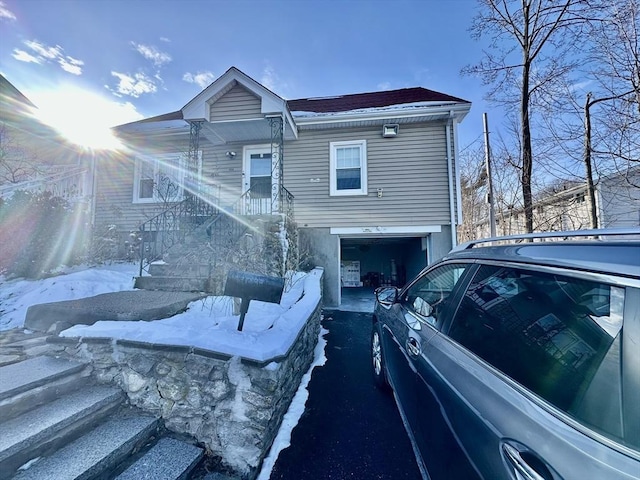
{"left": 330, "top": 140, "right": 367, "bottom": 196}
{"left": 134, "top": 153, "right": 195, "bottom": 203}
{"left": 401, "top": 263, "right": 470, "bottom": 325}
{"left": 449, "top": 265, "right": 631, "bottom": 449}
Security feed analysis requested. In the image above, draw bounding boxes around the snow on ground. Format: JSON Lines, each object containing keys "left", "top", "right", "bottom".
{"left": 0, "top": 263, "right": 138, "bottom": 331}
{"left": 59, "top": 268, "right": 321, "bottom": 363}
{"left": 0, "top": 263, "right": 329, "bottom": 479}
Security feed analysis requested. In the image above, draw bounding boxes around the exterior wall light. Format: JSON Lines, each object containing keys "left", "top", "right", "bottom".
{"left": 382, "top": 124, "right": 399, "bottom": 138}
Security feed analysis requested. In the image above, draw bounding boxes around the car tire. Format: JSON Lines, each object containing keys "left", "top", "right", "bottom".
{"left": 371, "top": 325, "right": 390, "bottom": 391}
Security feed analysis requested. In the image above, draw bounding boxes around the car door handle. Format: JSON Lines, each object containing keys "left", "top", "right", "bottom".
{"left": 406, "top": 337, "right": 421, "bottom": 357}
{"left": 502, "top": 443, "right": 546, "bottom": 480}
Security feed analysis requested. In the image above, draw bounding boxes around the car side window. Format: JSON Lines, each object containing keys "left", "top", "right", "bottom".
{"left": 448, "top": 264, "right": 633, "bottom": 450}
{"left": 401, "top": 264, "right": 470, "bottom": 324}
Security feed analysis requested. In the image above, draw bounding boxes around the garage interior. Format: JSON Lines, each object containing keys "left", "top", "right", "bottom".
{"left": 339, "top": 236, "right": 429, "bottom": 311}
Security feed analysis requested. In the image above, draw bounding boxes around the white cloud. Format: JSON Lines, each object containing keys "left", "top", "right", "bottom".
{"left": 24, "top": 40, "right": 62, "bottom": 60}
{"left": 131, "top": 42, "right": 172, "bottom": 67}
{"left": 12, "top": 49, "right": 40, "bottom": 64}
{"left": 14, "top": 39, "right": 84, "bottom": 75}
{"left": 183, "top": 71, "right": 215, "bottom": 89}
{"left": 160, "top": 37, "right": 171, "bottom": 43}
{"left": 0, "top": 1, "right": 16, "bottom": 21}
{"left": 59, "top": 56, "right": 84, "bottom": 76}
{"left": 377, "top": 82, "right": 392, "bottom": 90}
{"left": 110, "top": 71, "right": 157, "bottom": 98}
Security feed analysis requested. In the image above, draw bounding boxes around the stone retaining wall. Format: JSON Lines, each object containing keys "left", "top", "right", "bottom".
{"left": 49, "top": 300, "right": 322, "bottom": 479}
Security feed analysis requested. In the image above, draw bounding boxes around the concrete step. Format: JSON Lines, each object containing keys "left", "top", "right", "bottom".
{"left": 12, "top": 410, "right": 159, "bottom": 480}
{"left": 0, "top": 356, "right": 90, "bottom": 422}
{"left": 148, "top": 263, "right": 212, "bottom": 278}
{"left": 115, "top": 437, "right": 204, "bottom": 480}
{"left": 0, "top": 356, "right": 87, "bottom": 402}
{"left": 134, "top": 276, "right": 210, "bottom": 292}
{"left": 0, "top": 385, "right": 122, "bottom": 477}
{"left": 0, "top": 329, "right": 51, "bottom": 363}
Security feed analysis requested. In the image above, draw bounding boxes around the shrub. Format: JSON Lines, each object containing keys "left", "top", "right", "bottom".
{"left": 0, "top": 190, "right": 89, "bottom": 278}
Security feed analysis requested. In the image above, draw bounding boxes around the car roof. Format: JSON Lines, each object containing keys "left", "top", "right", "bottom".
{"left": 444, "top": 241, "right": 640, "bottom": 279}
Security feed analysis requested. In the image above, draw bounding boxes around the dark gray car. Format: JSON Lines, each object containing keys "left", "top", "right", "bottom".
{"left": 372, "top": 230, "right": 640, "bottom": 480}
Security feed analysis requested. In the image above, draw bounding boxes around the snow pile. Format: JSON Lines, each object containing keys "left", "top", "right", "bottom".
{"left": 0, "top": 263, "right": 137, "bottom": 331}
{"left": 59, "top": 268, "right": 322, "bottom": 363}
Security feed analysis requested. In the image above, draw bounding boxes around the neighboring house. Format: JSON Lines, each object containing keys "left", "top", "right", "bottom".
{"left": 469, "top": 167, "right": 640, "bottom": 239}
{"left": 104, "top": 67, "right": 471, "bottom": 307}
{"left": 0, "top": 74, "right": 92, "bottom": 202}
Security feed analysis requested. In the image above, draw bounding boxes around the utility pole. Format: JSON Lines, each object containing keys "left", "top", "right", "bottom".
{"left": 483, "top": 113, "right": 496, "bottom": 237}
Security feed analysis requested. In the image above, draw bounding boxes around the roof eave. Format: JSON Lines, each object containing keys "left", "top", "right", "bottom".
{"left": 293, "top": 103, "right": 471, "bottom": 128}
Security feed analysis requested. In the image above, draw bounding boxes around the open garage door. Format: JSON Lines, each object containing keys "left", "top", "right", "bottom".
{"left": 339, "top": 236, "right": 429, "bottom": 311}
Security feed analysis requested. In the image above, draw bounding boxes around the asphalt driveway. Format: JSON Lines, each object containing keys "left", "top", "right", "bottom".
{"left": 269, "top": 310, "right": 421, "bottom": 479}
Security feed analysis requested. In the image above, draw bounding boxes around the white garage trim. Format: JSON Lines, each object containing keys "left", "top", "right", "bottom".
{"left": 330, "top": 225, "right": 442, "bottom": 236}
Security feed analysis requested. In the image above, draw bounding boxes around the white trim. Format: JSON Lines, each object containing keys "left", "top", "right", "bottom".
{"left": 329, "top": 139, "right": 367, "bottom": 196}
{"left": 445, "top": 119, "right": 457, "bottom": 248}
{"left": 132, "top": 152, "right": 197, "bottom": 204}
{"left": 242, "top": 144, "right": 273, "bottom": 195}
{"left": 453, "top": 117, "right": 463, "bottom": 226}
{"left": 181, "top": 67, "right": 298, "bottom": 139}
{"left": 331, "top": 225, "right": 442, "bottom": 236}
{"left": 294, "top": 104, "right": 471, "bottom": 127}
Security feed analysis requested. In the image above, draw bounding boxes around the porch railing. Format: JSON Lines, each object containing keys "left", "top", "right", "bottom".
{"left": 236, "top": 186, "right": 295, "bottom": 219}
{"left": 138, "top": 186, "right": 295, "bottom": 276}
{"left": 0, "top": 166, "right": 89, "bottom": 201}
{"left": 138, "top": 195, "right": 218, "bottom": 275}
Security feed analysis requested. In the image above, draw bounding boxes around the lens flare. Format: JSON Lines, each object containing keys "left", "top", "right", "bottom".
{"left": 27, "top": 84, "right": 142, "bottom": 151}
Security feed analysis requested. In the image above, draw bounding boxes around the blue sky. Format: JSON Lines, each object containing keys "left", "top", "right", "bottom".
{"left": 0, "top": 0, "right": 494, "bottom": 150}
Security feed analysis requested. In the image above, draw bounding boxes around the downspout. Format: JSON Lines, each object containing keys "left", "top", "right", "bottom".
{"left": 445, "top": 115, "right": 457, "bottom": 249}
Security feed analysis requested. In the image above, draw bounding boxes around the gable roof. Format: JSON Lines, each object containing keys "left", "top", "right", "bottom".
{"left": 182, "top": 66, "right": 289, "bottom": 121}
{"left": 287, "top": 87, "right": 469, "bottom": 114}
{"left": 0, "top": 74, "right": 36, "bottom": 110}
{"left": 116, "top": 67, "right": 471, "bottom": 133}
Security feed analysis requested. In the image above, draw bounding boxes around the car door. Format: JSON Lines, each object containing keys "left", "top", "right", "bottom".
{"left": 380, "top": 261, "right": 475, "bottom": 477}
{"left": 422, "top": 263, "right": 640, "bottom": 479}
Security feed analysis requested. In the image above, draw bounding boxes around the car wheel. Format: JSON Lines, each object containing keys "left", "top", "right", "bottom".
{"left": 371, "top": 325, "right": 390, "bottom": 391}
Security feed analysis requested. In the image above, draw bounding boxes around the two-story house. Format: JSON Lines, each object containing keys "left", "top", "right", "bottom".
{"left": 102, "top": 67, "right": 471, "bottom": 307}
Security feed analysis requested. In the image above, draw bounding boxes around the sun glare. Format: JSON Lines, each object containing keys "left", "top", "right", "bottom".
{"left": 29, "top": 85, "right": 142, "bottom": 151}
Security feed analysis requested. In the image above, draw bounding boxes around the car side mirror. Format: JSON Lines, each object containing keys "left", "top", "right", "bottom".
{"left": 375, "top": 286, "right": 399, "bottom": 307}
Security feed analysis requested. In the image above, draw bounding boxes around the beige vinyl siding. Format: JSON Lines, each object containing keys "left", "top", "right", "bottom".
{"left": 200, "top": 143, "right": 245, "bottom": 207}
{"left": 209, "top": 85, "right": 262, "bottom": 122}
{"left": 96, "top": 121, "right": 458, "bottom": 234}
{"left": 284, "top": 122, "right": 453, "bottom": 228}
{"left": 93, "top": 154, "right": 184, "bottom": 231}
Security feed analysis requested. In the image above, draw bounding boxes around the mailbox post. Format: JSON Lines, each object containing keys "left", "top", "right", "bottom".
{"left": 224, "top": 270, "right": 285, "bottom": 331}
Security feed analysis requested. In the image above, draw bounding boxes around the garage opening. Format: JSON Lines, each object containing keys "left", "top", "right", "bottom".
{"left": 339, "top": 236, "right": 428, "bottom": 312}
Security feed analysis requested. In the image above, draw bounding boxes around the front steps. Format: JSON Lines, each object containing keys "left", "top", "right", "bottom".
{"left": 0, "top": 330, "right": 51, "bottom": 366}
{"left": 0, "top": 353, "right": 204, "bottom": 480}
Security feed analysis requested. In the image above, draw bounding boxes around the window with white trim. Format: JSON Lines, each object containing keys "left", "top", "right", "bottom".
{"left": 133, "top": 153, "right": 191, "bottom": 203}
{"left": 330, "top": 140, "right": 367, "bottom": 196}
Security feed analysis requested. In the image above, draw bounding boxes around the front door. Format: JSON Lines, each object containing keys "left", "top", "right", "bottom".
{"left": 243, "top": 146, "right": 273, "bottom": 214}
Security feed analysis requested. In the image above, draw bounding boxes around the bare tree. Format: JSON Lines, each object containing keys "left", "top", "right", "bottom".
{"left": 0, "top": 122, "right": 44, "bottom": 185}
{"left": 585, "top": 0, "right": 639, "bottom": 173}
{"left": 536, "top": 0, "right": 639, "bottom": 228}
{"left": 464, "top": 0, "right": 594, "bottom": 232}
{"left": 458, "top": 145, "right": 488, "bottom": 242}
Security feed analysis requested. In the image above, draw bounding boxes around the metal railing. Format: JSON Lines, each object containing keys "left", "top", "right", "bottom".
{"left": 236, "top": 185, "right": 295, "bottom": 218}
{"left": 138, "top": 195, "right": 218, "bottom": 275}
{"left": 138, "top": 185, "right": 295, "bottom": 275}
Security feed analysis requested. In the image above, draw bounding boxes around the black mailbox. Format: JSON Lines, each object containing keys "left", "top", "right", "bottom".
{"left": 224, "top": 270, "right": 285, "bottom": 331}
